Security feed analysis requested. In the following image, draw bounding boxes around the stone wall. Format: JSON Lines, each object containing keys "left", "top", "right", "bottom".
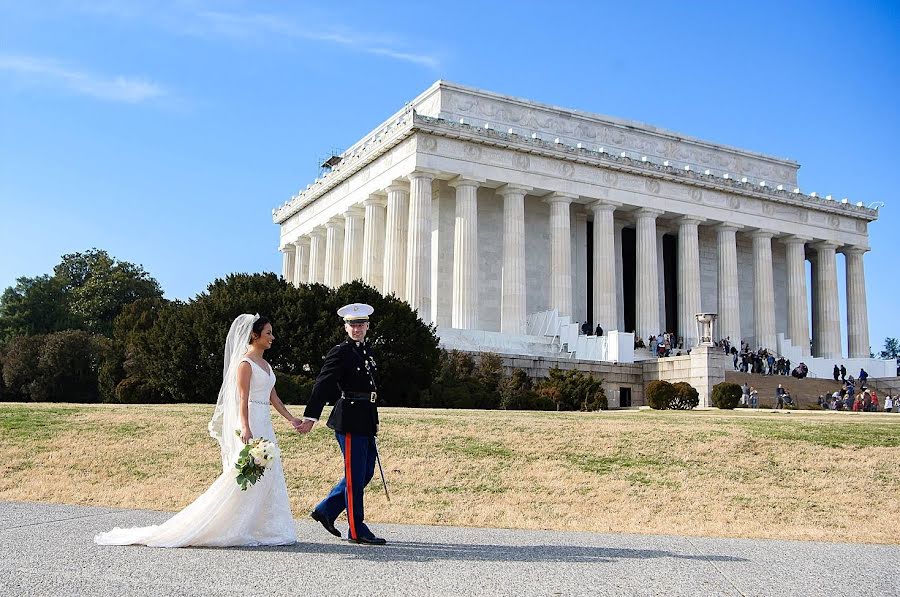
{"left": 867, "top": 376, "right": 900, "bottom": 397}
{"left": 641, "top": 345, "right": 731, "bottom": 407}
{"left": 465, "top": 351, "right": 645, "bottom": 408}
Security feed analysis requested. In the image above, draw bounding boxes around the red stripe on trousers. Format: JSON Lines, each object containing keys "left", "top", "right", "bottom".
{"left": 345, "top": 433, "right": 357, "bottom": 539}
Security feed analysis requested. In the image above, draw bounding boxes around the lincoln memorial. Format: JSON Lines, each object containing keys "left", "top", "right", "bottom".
{"left": 274, "top": 81, "right": 888, "bottom": 383}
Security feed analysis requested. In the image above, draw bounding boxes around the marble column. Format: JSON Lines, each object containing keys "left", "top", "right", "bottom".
{"left": 635, "top": 208, "right": 662, "bottom": 342}
{"left": 751, "top": 230, "right": 777, "bottom": 350}
{"left": 814, "top": 241, "right": 842, "bottom": 359}
{"left": 406, "top": 171, "right": 434, "bottom": 321}
{"left": 450, "top": 177, "right": 480, "bottom": 329}
{"left": 342, "top": 207, "right": 365, "bottom": 284}
{"left": 716, "top": 224, "right": 741, "bottom": 345}
{"left": 323, "top": 217, "right": 344, "bottom": 288}
{"left": 677, "top": 216, "right": 704, "bottom": 347}
{"left": 498, "top": 184, "right": 531, "bottom": 334}
{"left": 280, "top": 244, "right": 295, "bottom": 284}
{"left": 292, "top": 237, "right": 310, "bottom": 288}
{"left": 361, "top": 194, "right": 387, "bottom": 291}
{"left": 809, "top": 254, "right": 820, "bottom": 356}
{"left": 614, "top": 221, "right": 625, "bottom": 332}
{"left": 307, "top": 229, "right": 325, "bottom": 285}
{"left": 382, "top": 183, "right": 409, "bottom": 297}
{"left": 590, "top": 200, "right": 619, "bottom": 334}
{"left": 547, "top": 193, "right": 575, "bottom": 318}
{"left": 844, "top": 246, "right": 870, "bottom": 358}
{"left": 783, "top": 236, "right": 811, "bottom": 355}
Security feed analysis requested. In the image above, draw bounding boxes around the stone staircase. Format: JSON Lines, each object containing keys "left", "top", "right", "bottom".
{"left": 525, "top": 309, "right": 634, "bottom": 362}
{"left": 724, "top": 371, "right": 843, "bottom": 408}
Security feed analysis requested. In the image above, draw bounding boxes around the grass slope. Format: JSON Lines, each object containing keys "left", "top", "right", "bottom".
{"left": 1, "top": 404, "right": 898, "bottom": 544}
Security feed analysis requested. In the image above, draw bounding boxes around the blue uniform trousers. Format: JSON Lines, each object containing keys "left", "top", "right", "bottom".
{"left": 314, "top": 432, "right": 377, "bottom": 540}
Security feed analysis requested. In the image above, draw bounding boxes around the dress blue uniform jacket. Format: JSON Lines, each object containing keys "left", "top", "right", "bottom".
{"left": 304, "top": 339, "right": 379, "bottom": 436}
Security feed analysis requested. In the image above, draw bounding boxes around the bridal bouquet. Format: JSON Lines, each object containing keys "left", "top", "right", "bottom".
{"left": 234, "top": 432, "right": 278, "bottom": 491}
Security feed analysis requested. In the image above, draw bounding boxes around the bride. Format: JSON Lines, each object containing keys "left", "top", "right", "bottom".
{"left": 95, "top": 314, "right": 300, "bottom": 547}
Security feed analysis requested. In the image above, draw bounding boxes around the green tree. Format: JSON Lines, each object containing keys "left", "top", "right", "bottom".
{"left": 54, "top": 249, "right": 163, "bottom": 335}
{"left": 0, "top": 249, "right": 163, "bottom": 341}
{"left": 880, "top": 337, "right": 899, "bottom": 360}
{"left": 113, "top": 275, "right": 440, "bottom": 405}
{"left": 1, "top": 331, "right": 106, "bottom": 402}
{"left": 0, "top": 275, "right": 75, "bottom": 341}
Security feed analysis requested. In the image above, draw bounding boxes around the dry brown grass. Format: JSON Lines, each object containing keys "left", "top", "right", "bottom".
{"left": 1, "top": 403, "right": 898, "bottom": 544}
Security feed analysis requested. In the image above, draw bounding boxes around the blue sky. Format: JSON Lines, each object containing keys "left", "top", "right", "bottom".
{"left": 1, "top": 1, "right": 898, "bottom": 351}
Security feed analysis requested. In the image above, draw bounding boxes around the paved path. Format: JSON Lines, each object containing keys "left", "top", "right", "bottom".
{"left": 1, "top": 501, "right": 897, "bottom": 596}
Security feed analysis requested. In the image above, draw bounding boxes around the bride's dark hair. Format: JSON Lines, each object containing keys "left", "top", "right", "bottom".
{"left": 249, "top": 316, "right": 272, "bottom": 344}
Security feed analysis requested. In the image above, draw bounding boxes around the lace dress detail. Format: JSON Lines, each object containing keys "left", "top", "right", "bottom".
{"left": 95, "top": 358, "right": 297, "bottom": 547}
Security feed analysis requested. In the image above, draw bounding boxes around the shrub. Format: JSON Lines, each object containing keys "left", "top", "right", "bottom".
{"left": 671, "top": 382, "right": 700, "bottom": 410}
{"left": 535, "top": 368, "right": 606, "bottom": 411}
{"left": 421, "top": 350, "right": 499, "bottom": 409}
{"left": 711, "top": 382, "right": 742, "bottom": 409}
{"left": 646, "top": 380, "right": 676, "bottom": 410}
{"left": 498, "top": 369, "right": 555, "bottom": 411}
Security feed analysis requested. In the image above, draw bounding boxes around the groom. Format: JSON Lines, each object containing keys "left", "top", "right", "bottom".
{"left": 295, "top": 303, "right": 386, "bottom": 545}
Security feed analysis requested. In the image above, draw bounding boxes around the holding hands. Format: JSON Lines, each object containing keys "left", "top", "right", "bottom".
{"left": 291, "top": 417, "right": 314, "bottom": 434}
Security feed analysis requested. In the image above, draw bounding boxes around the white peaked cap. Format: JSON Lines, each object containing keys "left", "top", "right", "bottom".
{"left": 337, "top": 303, "right": 374, "bottom": 322}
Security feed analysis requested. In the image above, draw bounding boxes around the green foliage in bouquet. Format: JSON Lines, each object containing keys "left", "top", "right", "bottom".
{"left": 234, "top": 432, "right": 275, "bottom": 491}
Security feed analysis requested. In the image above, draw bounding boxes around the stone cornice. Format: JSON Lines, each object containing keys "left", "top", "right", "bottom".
{"left": 412, "top": 115, "right": 879, "bottom": 222}
{"left": 273, "top": 108, "right": 879, "bottom": 225}
{"left": 433, "top": 81, "right": 799, "bottom": 185}
{"left": 272, "top": 108, "right": 417, "bottom": 223}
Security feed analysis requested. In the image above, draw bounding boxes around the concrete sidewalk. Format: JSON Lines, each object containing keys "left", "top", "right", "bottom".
{"left": 0, "top": 501, "right": 897, "bottom": 596}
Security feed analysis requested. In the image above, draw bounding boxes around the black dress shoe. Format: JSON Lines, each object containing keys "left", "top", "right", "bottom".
{"left": 310, "top": 510, "right": 340, "bottom": 537}
{"left": 347, "top": 535, "right": 387, "bottom": 545}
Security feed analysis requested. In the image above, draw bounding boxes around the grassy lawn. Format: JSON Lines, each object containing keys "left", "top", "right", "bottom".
{"left": 1, "top": 403, "right": 898, "bottom": 544}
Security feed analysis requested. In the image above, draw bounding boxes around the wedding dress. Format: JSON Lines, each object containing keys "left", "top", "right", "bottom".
{"left": 95, "top": 315, "right": 297, "bottom": 547}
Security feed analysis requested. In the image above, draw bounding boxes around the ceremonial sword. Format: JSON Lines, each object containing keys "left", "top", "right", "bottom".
{"left": 373, "top": 437, "right": 390, "bottom": 502}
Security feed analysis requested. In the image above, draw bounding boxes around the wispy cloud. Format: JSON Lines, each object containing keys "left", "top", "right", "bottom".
{"left": 0, "top": 54, "right": 167, "bottom": 103}
{"left": 189, "top": 10, "right": 441, "bottom": 70}
{"left": 71, "top": 3, "right": 441, "bottom": 71}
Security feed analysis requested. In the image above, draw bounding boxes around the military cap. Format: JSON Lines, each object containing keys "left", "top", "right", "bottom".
{"left": 338, "top": 303, "right": 374, "bottom": 322}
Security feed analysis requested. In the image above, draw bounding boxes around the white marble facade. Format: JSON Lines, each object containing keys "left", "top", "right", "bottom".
{"left": 275, "top": 81, "right": 878, "bottom": 360}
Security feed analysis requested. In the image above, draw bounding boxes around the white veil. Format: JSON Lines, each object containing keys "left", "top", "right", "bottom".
{"left": 208, "top": 313, "right": 259, "bottom": 471}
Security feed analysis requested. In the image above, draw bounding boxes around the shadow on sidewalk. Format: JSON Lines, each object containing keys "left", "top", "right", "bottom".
{"left": 234, "top": 540, "right": 748, "bottom": 564}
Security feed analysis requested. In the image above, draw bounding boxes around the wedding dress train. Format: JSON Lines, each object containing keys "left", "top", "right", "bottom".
{"left": 95, "top": 357, "right": 297, "bottom": 547}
